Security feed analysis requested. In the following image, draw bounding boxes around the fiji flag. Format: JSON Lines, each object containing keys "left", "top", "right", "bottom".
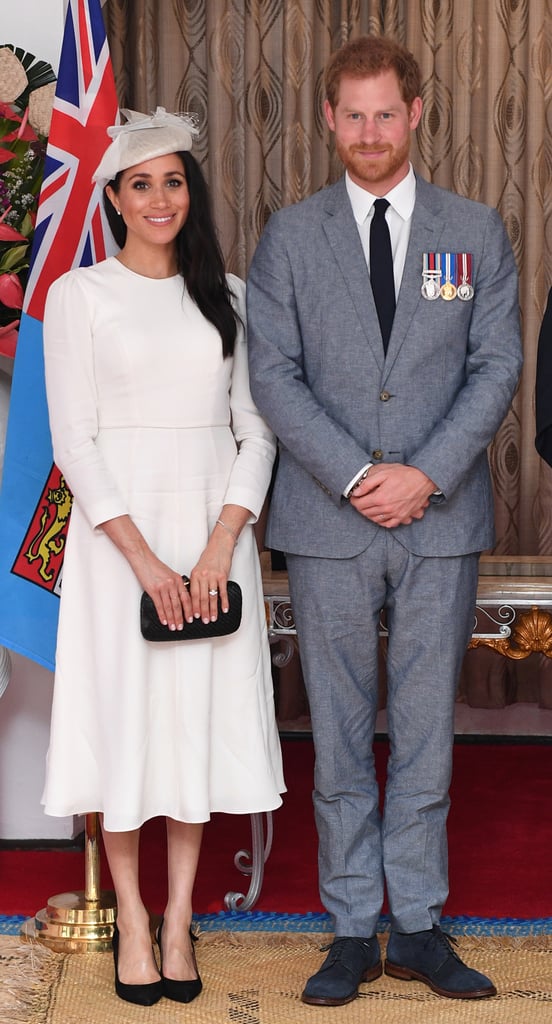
{"left": 0, "top": 0, "right": 118, "bottom": 670}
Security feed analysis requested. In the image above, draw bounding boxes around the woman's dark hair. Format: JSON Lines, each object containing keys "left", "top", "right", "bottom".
{"left": 103, "top": 151, "right": 239, "bottom": 357}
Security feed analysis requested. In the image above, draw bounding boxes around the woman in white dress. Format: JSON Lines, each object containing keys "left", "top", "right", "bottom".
{"left": 42, "top": 109, "right": 285, "bottom": 1007}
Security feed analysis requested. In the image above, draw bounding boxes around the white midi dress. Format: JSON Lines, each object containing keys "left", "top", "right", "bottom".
{"left": 41, "top": 258, "right": 285, "bottom": 831}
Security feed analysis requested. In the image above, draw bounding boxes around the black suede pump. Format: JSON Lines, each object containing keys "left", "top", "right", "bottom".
{"left": 111, "top": 922, "right": 164, "bottom": 1006}
{"left": 157, "top": 918, "right": 203, "bottom": 1003}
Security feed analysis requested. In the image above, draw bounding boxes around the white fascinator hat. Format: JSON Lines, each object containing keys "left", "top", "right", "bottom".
{"left": 92, "top": 106, "right": 200, "bottom": 188}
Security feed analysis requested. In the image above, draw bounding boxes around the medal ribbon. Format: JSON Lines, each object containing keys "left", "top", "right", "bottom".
{"left": 458, "top": 252, "right": 472, "bottom": 286}
{"left": 445, "top": 252, "right": 456, "bottom": 286}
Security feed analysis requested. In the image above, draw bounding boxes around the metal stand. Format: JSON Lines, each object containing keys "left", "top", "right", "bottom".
{"left": 224, "top": 812, "right": 273, "bottom": 910}
{"left": 21, "top": 812, "right": 117, "bottom": 952}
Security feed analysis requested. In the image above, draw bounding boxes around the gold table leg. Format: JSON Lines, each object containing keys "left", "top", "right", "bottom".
{"left": 21, "top": 812, "right": 117, "bottom": 952}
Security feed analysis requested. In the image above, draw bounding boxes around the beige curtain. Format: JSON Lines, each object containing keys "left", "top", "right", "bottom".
{"left": 104, "top": 0, "right": 552, "bottom": 709}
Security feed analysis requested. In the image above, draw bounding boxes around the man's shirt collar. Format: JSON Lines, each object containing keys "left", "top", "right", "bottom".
{"left": 346, "top": 165, "right": 416, "bottom": 223}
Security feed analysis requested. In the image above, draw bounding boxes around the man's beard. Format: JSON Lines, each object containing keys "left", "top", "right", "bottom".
{"left": 336, "top": 137, "right": 410, "bottom": 187}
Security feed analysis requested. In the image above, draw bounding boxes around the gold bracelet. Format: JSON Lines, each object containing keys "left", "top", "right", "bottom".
{"left": 216, "top": 518, "right": 238, "bottom": 543}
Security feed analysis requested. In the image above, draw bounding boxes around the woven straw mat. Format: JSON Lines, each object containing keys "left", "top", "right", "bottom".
{"left": 0, "top": 931, "right": 551, "bottom": 1023}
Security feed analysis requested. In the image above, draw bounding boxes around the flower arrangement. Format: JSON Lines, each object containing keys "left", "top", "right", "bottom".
{"left": 0, "top": 44, "right": 56, "bottom": 358}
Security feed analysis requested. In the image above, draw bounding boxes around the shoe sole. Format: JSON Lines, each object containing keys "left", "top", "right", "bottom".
{"left": 384, "top": 961, "right": 497, "bottom": 999}
{"left": 301, "top": 962, "right": 383, "bottom": 1006}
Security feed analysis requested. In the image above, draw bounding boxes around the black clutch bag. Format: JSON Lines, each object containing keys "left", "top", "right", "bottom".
{"left": 140, "top": 576, "right": 242, "bottom": 641}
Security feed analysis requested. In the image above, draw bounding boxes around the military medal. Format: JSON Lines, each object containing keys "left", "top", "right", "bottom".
{"left": 421, "top": 252, "right": 441, "bottom": 300}
{"left": 422, "top": 278, "right": 440, "bottom": 300}
{"left": 441, "top": 280, "right": 456, "bottom": 300}
{"left": 440, "top": 252, "right": 457, "bottom": 300}
{"left": 457, "top": 252, "right": 474, "bottom": 301}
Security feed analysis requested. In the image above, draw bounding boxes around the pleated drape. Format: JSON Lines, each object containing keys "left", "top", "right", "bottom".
{"left": 103, "top": 0, "right": 552, "bottom": 707}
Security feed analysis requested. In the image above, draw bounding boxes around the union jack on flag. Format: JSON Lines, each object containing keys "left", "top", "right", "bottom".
{"left": 0, "top": 0, "right": 118, "bottom": 670}
{"left": 25, "top": 0, "right": 118, "bottom": 320}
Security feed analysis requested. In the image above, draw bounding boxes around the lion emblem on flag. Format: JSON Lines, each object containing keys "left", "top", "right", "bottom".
{"left": 24, "top": 476, "right": 73, "bottom": 583}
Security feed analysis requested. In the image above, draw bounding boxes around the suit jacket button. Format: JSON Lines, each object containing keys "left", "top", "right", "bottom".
{"left": 372, "top": 449, "right": 383, "bottom": 460}
{"left": 380, "top": 390, "right": 391, "bottom": 402}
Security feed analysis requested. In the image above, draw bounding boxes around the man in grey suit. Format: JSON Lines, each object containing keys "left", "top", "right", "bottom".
{"left": 247, "top": 35, "right": 522, "bottom": 1006}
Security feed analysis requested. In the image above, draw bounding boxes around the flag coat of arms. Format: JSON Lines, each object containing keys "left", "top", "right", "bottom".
{"left": 0, "top": 0, "right": 118, "bottom": 670}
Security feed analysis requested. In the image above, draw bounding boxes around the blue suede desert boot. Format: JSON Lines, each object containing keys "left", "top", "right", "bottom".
{"left": 301, "top": 936, "right": 382, "bottom": 1006}
{"left": 385, "top": 926, "right": 496, "bottom": 998}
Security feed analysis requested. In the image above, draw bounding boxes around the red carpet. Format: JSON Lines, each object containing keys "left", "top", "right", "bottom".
{"left": 1, "top": 739, "right": 551, "bottom": 919}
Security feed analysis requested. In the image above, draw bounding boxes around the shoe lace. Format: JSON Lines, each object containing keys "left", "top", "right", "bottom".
{"left": 319, "top": 937, "right": 372, "bottom": 963}
{"left": 430, "top": 926, "right": 462, "bottom": 963}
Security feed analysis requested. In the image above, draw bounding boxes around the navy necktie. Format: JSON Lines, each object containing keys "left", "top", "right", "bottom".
{"left": 369, "top": 198, "right": 396, "bottom": 353}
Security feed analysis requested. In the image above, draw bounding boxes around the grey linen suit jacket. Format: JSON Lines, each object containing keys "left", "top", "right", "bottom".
{"left": 246, "top": 174, "right": 522, "bottom": 559}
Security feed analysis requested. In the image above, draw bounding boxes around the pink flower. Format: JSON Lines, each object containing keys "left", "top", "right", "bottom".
{"left": 0, "top": 222, "right": 26, "bottom": 242}
{"left": 0, "top": 272, "right": 24, "bottom": 309}
{"left": 0, "top": 319, "right": 19, "bottom": 358}
{"left": 1, "top": 104, "right": 37, "bottom": 145}
{"left": 0, "top": 146, "right": 17, "bottom": 164}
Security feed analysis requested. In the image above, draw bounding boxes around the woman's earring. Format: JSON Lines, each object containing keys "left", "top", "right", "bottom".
{"left": 116, "top": 209, "right": 122, "bottom": 217}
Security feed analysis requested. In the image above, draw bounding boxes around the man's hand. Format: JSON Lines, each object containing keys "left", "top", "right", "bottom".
{"left": 349, "top": 463, "right": 437, "bottom": 527}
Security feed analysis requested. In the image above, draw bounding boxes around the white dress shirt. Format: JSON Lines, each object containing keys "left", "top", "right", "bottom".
{"left": 346, "top": 164, "right": 417, "bottom": 300}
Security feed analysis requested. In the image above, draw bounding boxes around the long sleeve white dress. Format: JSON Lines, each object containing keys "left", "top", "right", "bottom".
{"left": 41, "top": 257, "right": 285, "bottom": 831}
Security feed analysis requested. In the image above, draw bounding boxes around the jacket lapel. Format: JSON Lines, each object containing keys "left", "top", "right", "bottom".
{"left": 383, "top": 176, "right": 447, "bottom": 377}
{"left": 321, "top": 179, "right": 385, "bottom": 371}
{"left": 319, "top": 176, "right": 449, "bottom": 376}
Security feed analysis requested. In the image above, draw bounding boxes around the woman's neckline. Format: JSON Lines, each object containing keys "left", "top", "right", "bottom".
{"left": 113, "top": 253, "right": 181, "bottom": 281}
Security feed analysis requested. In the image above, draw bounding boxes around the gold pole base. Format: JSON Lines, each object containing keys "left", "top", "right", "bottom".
{"left": 21, "top": 889, "right": 117, "bottom": 953}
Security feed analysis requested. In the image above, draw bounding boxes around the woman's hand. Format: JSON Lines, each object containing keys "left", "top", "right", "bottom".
{"left": 99, "top": 514, "right": 193, "bottom": 632}
{"left": 99, "top": 506, "right": 251, "bottom": 629}
{"left": 137, "top": 556, "right": 194, "bottom": 632}
{"left": 189, "top": 504, "right": 251, "bottom": 622}
{"left": 189, "top": 535, "right": 235, "bottom": 623}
